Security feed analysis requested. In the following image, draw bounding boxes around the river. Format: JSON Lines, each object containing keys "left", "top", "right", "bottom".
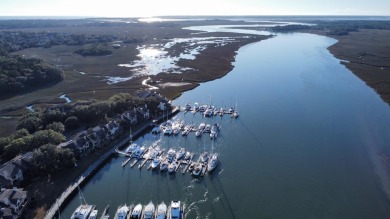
{"left": 61, "top": 24, "right": 390, "bottom": 218}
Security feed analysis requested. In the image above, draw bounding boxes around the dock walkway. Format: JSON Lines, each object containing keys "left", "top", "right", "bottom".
{"left": 44, "top": 107, "right": 179, "bottom": 219}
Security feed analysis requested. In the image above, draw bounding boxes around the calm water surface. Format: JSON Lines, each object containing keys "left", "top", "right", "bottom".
{"left": 61, "top": 27, "right": 390, "bottom": 218}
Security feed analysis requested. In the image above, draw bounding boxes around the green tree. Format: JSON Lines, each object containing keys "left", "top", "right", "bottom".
{"left": 46, "top": 122, "right": 65, "bottom": 133}
{"left": 3, "top": 135, "right": 33, "bottom": 160}
{"left": 31, "top": 144, "right": 75, "bottom": 176}
{"left": 17, "top": 112, "right": 42, "bottom": 133}
{"left": 30, "top": 130, "right": 66, "bottom": 150}
{"left": 64, "top": 116, "right": 79, "bottom": 129}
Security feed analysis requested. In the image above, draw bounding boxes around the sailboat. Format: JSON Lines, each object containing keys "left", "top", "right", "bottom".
{"left": 70, "top": 186, "right": 95, "bottom": 219}
{"left": 208, "top": 143, "right": 219, "bottom": 173}
{"left": 232, "top": 97, "right": 239, "bottom": 118}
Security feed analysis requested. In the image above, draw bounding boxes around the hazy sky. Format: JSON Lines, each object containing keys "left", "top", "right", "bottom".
{"left": 0, "top": 0, "right": 389, "bottom": 17}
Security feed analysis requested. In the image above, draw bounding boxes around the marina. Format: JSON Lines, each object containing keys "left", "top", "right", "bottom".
{"left": 60, "top": 25, "right": 390, "bottom": 218}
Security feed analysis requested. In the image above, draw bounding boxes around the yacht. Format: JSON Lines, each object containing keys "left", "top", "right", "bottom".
{"left": 176, "top": 148, "right": 185, "bottom": 160}
{"left": 203, "top": 124, "right": 211, "bottom": 133}
{"left": 88, "top": 210, "right": 98, "bottom": 219}
{"left": 183, "top": 103, "right": 191, "bottom": 111}
{"left": 203, "top": 108, "right": 213, "bottom": 117}
{"left": 151, "top": 157, "right": 162, "bottom": 169}
{"left": 156, "top": 202, "right": 167, "bottom": 219}
{"left": 115, "top": 205, "right": 129, "bottom": 219}
{"left": 143, "top": 202, "right": 155, "bottom": 219}
{"left": 160, "top": 160, "right": 169, "bottom": 171}
{"left": 192, "top": 102, "right": 199, "bottom": 113}
{"left": 199, "top": 104, "right": 208, "bottom": 112}
{"left": 169, "top": 201, "right": 182, "bottom": 219}
{"left": 71, "top": 204, "right": 95, "bottom": 219}
{"left": 125, "top": 142, "right": 138, "bottom": 154}
{"left": 132, "top": 146, "right": 146, "bottom": 159}
{"left": 228, "top": 107, "right": 234, "bottom": 114}
{"left": 207, "top": 153, "right": 219, "bottom": 173}
{"left": 71, "top": 187, "right": 95, "bottom": 219}
{"left": 163, "top": 126, "right": 173, "bottom": 135}
{"left": 219, "top": 107, "right": 225, "bottom": 116}
{"left": 184, "top": 152, "right": 191, "bottom": 161}
{"left": 166, "top": 149, "right": 176, "bottom": 163}
{"left": 200, "top": 152, "right": 209, "bottom": 164}
{"left": 209, "top": 123, "right": 220, "bottom": 139}
{"left": 168, "top": 162, "right": 177, "bottom": 174}
{"left": 232, "top": 110, "right": 239, "bottom": 118}
{"left": 130, "top": 204, "right": 143, "bottom": 219}
{"left": 192, "top": 163, "right": 203, "bottom": 177}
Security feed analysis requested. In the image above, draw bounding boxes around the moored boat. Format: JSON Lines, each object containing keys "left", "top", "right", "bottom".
{"left": 169, "top": 201, "right": 182, "bottom": 219}
{"left": 88, "top": 209, "right": 98, "bottom": 219}
{"left": 130, "top": 204, "right": 142, "bottom": 219}
{"left": 115, "top": 205, "right": 129, "bottom": 219}
{"left": 151, "top": 157, "right": 162, "bottom": 169}
{"left": 168, "top": 162, "right": 177, "bottom": 174}
{"left": 143, "top": 202, "right": 155, "bottom": 219}
{"left": 176, "top": 148, "right": 185, "bottom": 160}
{"left": 71, "top": 187, "right": 95, "bottom": 219}
{"left": 192, "top": 163, "right": 203, "bottom": 177}
{"left": 207, "top": 153, "right": 219, "bottom": 173}
{"left": 156, "top": 202, "right": 167, "bottom": 219}
{"left": 160, "top": 160, "right": 169, "bottom": 171}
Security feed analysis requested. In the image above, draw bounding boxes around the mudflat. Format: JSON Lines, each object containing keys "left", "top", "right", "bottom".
{"left": 0, "top": 19, "right": 270, "bottom": 137}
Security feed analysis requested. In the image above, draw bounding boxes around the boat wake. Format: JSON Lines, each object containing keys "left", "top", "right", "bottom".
{"left": 184, "top": 189, "right": 209, "bottom": 219}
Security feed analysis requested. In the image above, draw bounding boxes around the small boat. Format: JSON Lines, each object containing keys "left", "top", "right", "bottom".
{"left": 125, "top": 142, "right": 138, "bottom": 154}
{"left": 210, "top": 123, "right": 220, "bottom": 139}
{"left": 168, "top": 162, "right": 177, "bottom": 174}
{"left": 200, "top": 152, "right": 209, "bottom": 163}
{"left": 71, "top": 187, "right": 95, "bottom": 219}
{"left": 203, "top": 124, "right": 211, "bottom": 133}
{"left": 183, "top": 103, "right": 191, "bottom": 111}
{"left": 199, "top": 104, "right": 208, "bottom": 112}
{"left": 130, "top": 204, "right": 142, "bottom": 219}
{"left": 166, "top": 149, "right": 176, "bottom": 163}
{"left": 203, "top": 108, "right": 213, "bottom": 117}
{"left": 207, "top": 153, "right": 219, "bottom": 173}
{"left": 173, "top": 127, "right": 180, "bottom": 135}
{"left": 151, "top": 157, "right": 161, "bottom": 169}
{"left": 115, "top": 205, "right": 129, "bottom": 219}
{"left": 163, "top": 127, "right": 173, "bottom": 135}
{"left": 192, "top": 102, "right": 199, "bottom": 113}
{"left": 143, "top": 202, "right": 155, "bottom": 219}
{"left": 160, "top": 160, "right": 169, "bottom": 171}
{"left": 88, "top": 209, "right": 98, "bottom": 219}
{"left": 219, "top": 107, "right": 225, "bottom": 116}
{"left": 228, "top": 107, "right": 234, "bottom": 114}
{"left": 188, "top": 163, "right": 195, "bottom": 172}
{"left": 169, "top": 201, "right": 182, "bottom": 219}
{"left": 132, "top": 146, "right": 146, "bottom": 159}
{"left": 232, "top": 110, "right": 239, "bottom": 118}
{"left": 192, "top": 163, "right": 203, "bottom": 177}
{"left": 176, "top": 148, "right": 185, "bottom": 160}
{"left": 156, "top": 202, "right": 167, "bottom": 219}
{"left": 184, "top": 152, "right": 191, "bottom": 161}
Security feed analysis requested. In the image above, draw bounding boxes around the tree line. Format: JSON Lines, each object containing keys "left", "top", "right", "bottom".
{"left": 268, "top": 20, "right": 390, "bottom": 36}
{"left": 0, "top": 53, "right": 64, "bottom": 96}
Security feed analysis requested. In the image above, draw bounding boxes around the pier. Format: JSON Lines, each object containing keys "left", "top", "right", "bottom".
{"left": 44, "top": 106, "right": 179, "bottom": 219}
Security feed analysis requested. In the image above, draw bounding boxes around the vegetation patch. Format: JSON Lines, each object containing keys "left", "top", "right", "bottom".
{"left": 74, "top": 44, "right": 113, "bottom": 56}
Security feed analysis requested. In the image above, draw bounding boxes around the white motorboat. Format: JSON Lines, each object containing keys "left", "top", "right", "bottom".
{"left": 130, "top": 204, "right": 142, "bottom": 219}
{"left": 207, "top": 153, "right": 219, "bottom": 173}
{"left": 151, "top": 157, "right": 161, "bottom": 169}
{"left": 203, "top": 108, "right": 213, "bottom": 117}
{"left": 71, "top": 204, "right": 95, "bottom": 219}
{"left": 132, "top": 146, "right": 146, "bottom": 159}
{"left": 200, "top": 152, "right": 209, "bottom": 163}
{"left": 125, "top": 142, "right": 138, "bottom": 154}
{"left": 192, "top": 163, "right": 203, "bottom": 177}
{"left": 163, "top": 127, "right": 173, "bottom": 135}
{"left": 199, "top": 104, "right": 208, "bottom": 112}
{"left": 210, "top": 123, "right": 220, "bottom": 139}
{"left": 169, "top": 201, "right": 182, "bottom": 219}
{"left": 143, "top": 202, "right": 155, "bottom": 219}
{"left": 232, "top": 110, "right": 239, "bottom": 118}
{"left": 166, "top": 148, "right": 176, "bottom": 163}
{"left": 183, "top": 103, "right": 191, "bottom": 111}
{"left": 88, "top": 209, "right": 98, "bottom": 219}
{"left": 168, "top": 162, "right": 177, "bottom": 174}
{"left": 176, "top": 148, "right": 185, "bottom": 160}
{"left": 228, "top": 107, "right": 234, "bottom": 114}
{"left": 192, "top": 102, "right": 199, "bottom": 113}
{"left": 160, "top": 160, "right": 169, "bottom": 171}
{"left": 156, "top": 202, "right": 167, "bottom": 219}
{"left": 184, "top": 152, "right": 191, "bottom": 161}
{"left": 115, "top": 205, "right": 129, "bottom": 219}
{"left": 203, "top": 124, "right": 211, "bottom": 133}
{"left": 71, "top": 187, "right": 95, "bottom": 219}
